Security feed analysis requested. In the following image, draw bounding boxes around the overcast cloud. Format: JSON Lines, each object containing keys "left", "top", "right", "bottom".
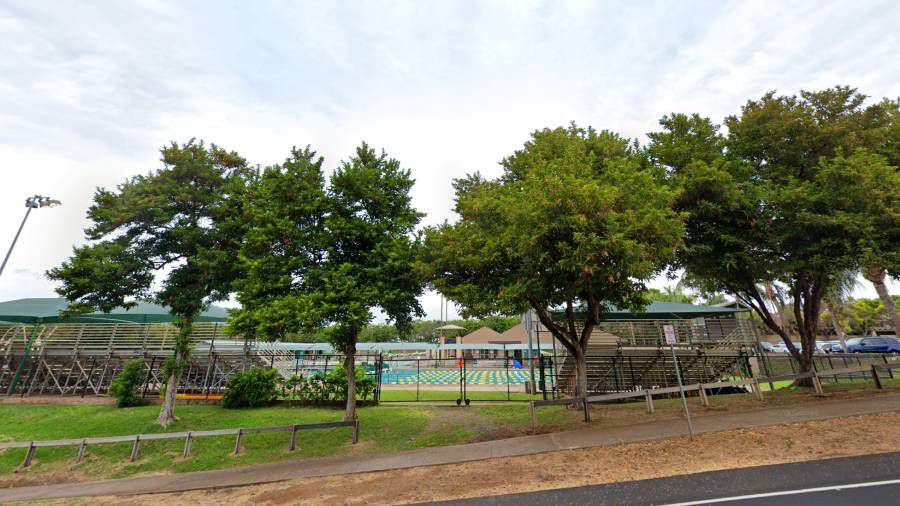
{"left": 1, "top": 0, "right": 898, "bottom": 319}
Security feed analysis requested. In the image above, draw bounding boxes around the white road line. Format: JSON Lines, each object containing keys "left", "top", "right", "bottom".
{"left": 661, "top": 478, "right": 900, "bottom": 505}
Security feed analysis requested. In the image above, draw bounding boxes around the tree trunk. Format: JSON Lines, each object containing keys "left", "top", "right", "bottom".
{"left": 864, "top": 267, "right": 899, "bottom": 335}
{"left": 794, "top": 304, "right": 819, "bottom": 388}
{"left": 572, "top": 346, "right": 588, "bottom": 399}
{"left": 794, "top": 350, "right": 814, "bottom": 387}
{"left": 825, "top": 299, "right": 848, "bottom": 352}
{"left": 344, "top": 344, "right": 357, "bottom": 421}
{"left": 527, "top": 300, "right": 589, "bottom": 399}
{"left": 765, "top": 282, "right": 790, "bottom": 334}
{"left": 156, "top": 369, "right": 179, "bottom": 427}
{"left": 157, "top": 316, "right": 193, "bottom": 428}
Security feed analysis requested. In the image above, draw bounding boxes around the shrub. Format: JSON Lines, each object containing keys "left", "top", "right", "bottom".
{"left": 109, "top": 358, "right": 146, "bottom": 408}
{"left": 223, "top": 367, "right": 280, "bottom": 408}
{"left": 285, "top": 365, "right": 377, "bottom": 401}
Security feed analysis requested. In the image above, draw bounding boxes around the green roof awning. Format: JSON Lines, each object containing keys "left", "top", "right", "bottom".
{"left": 557, "top": 300, "right": 746, "bottom": 321}
{"left": 0, "top": 298, "right": 229, "bottom": 324}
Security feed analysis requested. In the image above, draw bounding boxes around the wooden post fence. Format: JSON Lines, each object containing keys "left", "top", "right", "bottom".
{"left": 1, "top": 420, "right": 360, "bottom": 468}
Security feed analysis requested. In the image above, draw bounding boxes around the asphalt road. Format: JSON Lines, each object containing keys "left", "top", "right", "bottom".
{"left": 434, "top": 452, "right": 900, "bottom": 506}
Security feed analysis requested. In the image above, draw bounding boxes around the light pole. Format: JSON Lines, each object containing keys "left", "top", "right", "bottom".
{"left": 0, "top": 195, "right": 62, "bottom": 277}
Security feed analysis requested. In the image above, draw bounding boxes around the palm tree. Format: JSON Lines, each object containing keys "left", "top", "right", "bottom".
{"left": 862, "top": 267, "right": 900, "bottom": 336}
{"left": 824, "top": 271, "right": 857, "bottom": 352}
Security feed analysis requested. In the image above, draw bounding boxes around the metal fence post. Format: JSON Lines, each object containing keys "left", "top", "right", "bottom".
{"left": 529, "top": 402, "right": 537, "bottom": 433}
{"left": 644, "top": 390, "right": 654, "bottom": 414}
{"left": 812, "top": 373, "right": 824, "bottom": 396}
{"left": 582, "top": 397, "right": 591, "bottom": 422}
{"left": 76, "top": 439, "right": 87, "bottom": 463}
{"left": 871, "top": 365, "right": 883, "bottom": 390}
{"left": 505, "top": 356, "right": 510, "bottom": 401}
{"left": 352, "top": 419, "right": 360, "bottom": 444}
{"left": 288, "top": 425, "right": 298, "bottom": 451}
{"left": 183, "top": 432, "right": 193, "bottom": 458}
{"left": 129, "top": 435, "right": 141, "bottom": 462}
{"left": 698, "top": 383, "right": 709, "bottom": 407}
{"left": 22, "top": 441, "right": 35, "bottom": 467}
{"left": 234, "top": 429, "right": 244, "bottom": 455}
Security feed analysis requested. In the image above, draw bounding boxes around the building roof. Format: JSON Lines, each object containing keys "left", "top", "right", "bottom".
{"left": 558, "top": 300, "right": 746, "bottom": 321}
{"left": 499, "top": 323, "right": 527, "bottom": 343}
{"left": 0, "top": 298, "right": 229, "bottom": 324}
{"left": 460, "top": 326, "right": 501, "bottom": 342}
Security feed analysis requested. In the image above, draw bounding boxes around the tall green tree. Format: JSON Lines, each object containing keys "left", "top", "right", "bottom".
{"left": 650, "top": 87, "right": 900, "bottom": 379}
{"left": 646, "top": 283, "right": 696, "bottom": 304}
{"left": 420, "top": 124, "right": 684, "bottom": 397}
{"left": 823, "top": 270, "right": 858, "bottom": 351}
{"left": 232, "top": 143, "right": 424, "bottom": 420}
{"left": 47, "top": 140, "right": 249, "bottom": 426}
{"left": 861, "top": 267, "right": 900, "bottom": 335}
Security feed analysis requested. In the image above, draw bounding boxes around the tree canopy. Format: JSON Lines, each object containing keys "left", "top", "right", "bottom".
{"left": 231, "top": 143, "right": 424, "bottom": 419}
{"left": 420, "top": 124, "right": 684, "bottom": 396}
{"left": 651, "top": 86, "right": 900, "bottom": 374}
{"left": 47, "top": 140, "right": 250, "bottom": 425}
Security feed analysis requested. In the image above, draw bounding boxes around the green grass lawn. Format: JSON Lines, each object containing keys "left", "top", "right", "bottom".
{"left": 378, "top": 389, "right": 543, "bottom": 402}
{"left": 0, "top": 404, "right": 473, "bottom": 483}
{"left": 0, "top": 400, "right": 576, "bottom": 484}
{"left": 1, "top": 376, "right": 896, "bottom": 485}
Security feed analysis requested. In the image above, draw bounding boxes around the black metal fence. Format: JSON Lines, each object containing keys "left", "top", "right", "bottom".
{"left": 287, "top": 354, "right": 563, "bottom": 403}
{"left": 758, "top": 352, "right": 899, "bottom": 383}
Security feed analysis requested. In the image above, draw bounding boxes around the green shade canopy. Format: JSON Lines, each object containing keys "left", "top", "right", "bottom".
{"left": 0, "top": 298, "right": 229, "bottom": 324}
{"left": 561, "top": 300, "right": 747, "bottom": 321}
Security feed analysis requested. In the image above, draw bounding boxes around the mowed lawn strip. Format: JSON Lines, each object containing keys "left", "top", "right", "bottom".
{"left": 378, "top": 390, "right": 543, "bottom": 402}
{"left": 0, "top": 377, "right": 897, "bottom": 485}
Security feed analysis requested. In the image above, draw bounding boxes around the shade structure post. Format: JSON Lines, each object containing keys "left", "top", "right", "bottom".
{"left": 7, "top": 324, "right": 41, "bottom": 396}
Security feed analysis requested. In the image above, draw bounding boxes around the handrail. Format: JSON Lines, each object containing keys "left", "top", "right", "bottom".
{"left": 529, "top": 363, "right": 896, "bottom": 433}
{"left": 2, "top": 419, "right": 359, "bottom": 467}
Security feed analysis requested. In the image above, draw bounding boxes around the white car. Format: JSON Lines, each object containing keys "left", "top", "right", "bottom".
{"left": 771, "top": 342, "right": 803, "bottom": 354}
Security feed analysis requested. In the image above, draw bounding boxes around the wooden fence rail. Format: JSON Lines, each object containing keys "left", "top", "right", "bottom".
{"left": 0, "top": 419, "right": 360, "bottom": 467}
{"left": 529, "top": 363, "right": 900, "bottom": 433}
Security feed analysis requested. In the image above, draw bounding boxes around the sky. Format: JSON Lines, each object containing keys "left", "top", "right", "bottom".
{"left": 1, "top": 0, "right": 898, "bottom": 320}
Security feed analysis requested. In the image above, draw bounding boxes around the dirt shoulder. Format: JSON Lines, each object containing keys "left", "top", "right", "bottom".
{"left": 73, "top": 411, "right": 900, "bottom": 506}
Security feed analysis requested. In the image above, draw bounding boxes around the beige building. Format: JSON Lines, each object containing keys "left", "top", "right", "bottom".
{"left": 440, "top": 324, "right": 543, "bottom": 359}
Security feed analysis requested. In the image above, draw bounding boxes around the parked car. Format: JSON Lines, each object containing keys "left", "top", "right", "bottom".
{"left": 825, "top": 341, "right": 846, "bottom": 353}
{"left": 847, "top": 337, "right": 900, "bottom": 354}
{"left": 758, "top": 341, "right": 777, "bottom": 353}
{"left": 816, "top": 341, "right": 838, "bottom": 353}
{"left": 771, "top": 342, "right": 802, "bottom": 354}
